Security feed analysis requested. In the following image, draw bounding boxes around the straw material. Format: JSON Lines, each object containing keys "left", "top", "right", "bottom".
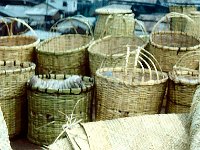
{"left": 0, "top": 106, "right": 12, "bottom": 150}
{"left": 0, "top": 61, "right": 36, "bottom": 138}
{"left": 169, "top": 5, "right": 197, "bottom": 31}
{"left": 88, "top": 36, "right": 146, "bottom": 77}
{"left": 149, "top": 12, "right": 200, "bottom": 72}
{"left": 94, "top": 13, "right": 135, "bottom": 39}
{"left": 167, "top": 51, "right": 200, "bottom": 113}
{"left": 185, "top": 11, "right": 200, "bottom": 39}
{"left": 27, "top": 74, "right": 94, "bottom": 146}
{"left": 37, "top": 16, "right": 93, "bottom": 75}
{"left": 95, "top": 67, "right": 168, "bottom": 120}
{"left": 0, "top": 17, "right": 40, "bottom": 62}
{"left": 49, "top": 113, "right": 189, "bottom": 150}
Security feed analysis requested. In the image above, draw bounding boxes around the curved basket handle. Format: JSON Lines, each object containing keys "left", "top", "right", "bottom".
{"left": 1, "top": 17, "right": 38, "bottom": 38}
{"left": 173, "top": 51, "right": 200, "bottom": 78}
{"left": 50, "top": 16, "right": 94, "bottom": 39}
{"left": 150, "top": 12, "right": 194, "bottom": 41}
{"left": 134, "top": 19, "right": 148, "bottom": 43}
{"left": 99, "top": 14, "right": 113, "bottom": 39}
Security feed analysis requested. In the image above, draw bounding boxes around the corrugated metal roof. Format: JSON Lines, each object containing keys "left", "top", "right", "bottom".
{"left": 25, "top": 3, "right": 58, "bottom": 16}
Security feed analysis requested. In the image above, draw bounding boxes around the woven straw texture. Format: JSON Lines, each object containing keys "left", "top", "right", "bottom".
{"left": 149, "top": 12, "right": 200, "bottom": 72}
{"left": 169, "top": 5, "right": 197, "bottom": 31}
{"left": 167, "top": 51, "right": 200, "bottom": 113}
{"left": 36, "top": 16, "right": 93, "bottom": 75}
{"left": 0, "top": 17, "right": 40, "bottom": 62}
{"left": 0, "top": 106, "right": 12, "bottom": 150}
{"left": 49, "top": 113, "right": 189, "bottom": 150}
{"left": 88, "top": 36, "right": 146, "bottom": 77}
{"left": 94, "top": 47, "right": 168, "bottom": 120}
{"left": 0, "top": 61, "right": 35, "bottom": 138}
{"left": 185, "top": 11, "right": 200, "bottom": 39}
{"left": 27, "top": 74, "right": 94, "bottom": 146}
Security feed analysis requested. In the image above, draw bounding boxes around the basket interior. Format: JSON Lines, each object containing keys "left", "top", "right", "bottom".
{"left": 99, "top": 68, "right": 167, "bottom": 84}
{"left": 0, "top": 35, "right": 37, "bottom": 47}
{"left": 89, "top": 36, "right": 145, "bottom": 55}
{"left": 39, "top": 34, "right": 91, "bottom": 53}
{"left": 152, "top": 32, "right": 200, "bottom": 48}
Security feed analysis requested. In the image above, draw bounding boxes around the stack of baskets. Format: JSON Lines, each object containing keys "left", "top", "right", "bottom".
{"left": 169, "top": 5, "right": 197, "bottom": 31}
{"left": 94, "top": 4, "right": 135, "bottom": 39}
{"left": 27, "top": 74, "right": 94, "bottom": 145}
{"left": 0, "top": 17, "right": 39, "bottom": 137}
{"left": 36, "top": 16, "right": 93, "bottom": 75}
{"left": 95, "top": 47, "right": 168, "bottom": 120}
{"left": 167, "top": 51, "right": 200, "bottom": 113}
{"left": 148, "top": 12, "right": 200, "bottom": 73}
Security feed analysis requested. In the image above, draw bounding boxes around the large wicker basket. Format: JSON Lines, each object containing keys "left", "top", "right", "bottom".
{"left": 0, "top": 17, "right": 40, "bottom": 62}
{"left": 148, "top": 12, "right": 200, "bottom": 72}
{"left": 88, "top": 20, "right": 147, "bottom": 77}
{"left": 27, "top": 74, "right": 94, "bottom": 146}
{"left": 169, "top": 5, "right": 197, "bottom": 31}
{"left": 36, "top": 16, "right": 93, "bottom": 75}
{"left": 0, "top": 61, "right": 35, "bottom": 137}
{"left": 166, "top": 51, "right": 200, "bottom": 113}
{"left": 94, "top": 4, "right": 135, "bottom": 39}
{"left": 95, "top": 47, "right": 168, "bottom": 121}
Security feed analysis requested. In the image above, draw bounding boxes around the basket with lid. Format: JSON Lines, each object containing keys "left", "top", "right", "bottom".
{"left": 148, "top": 12, "right": 200, "bottom": 72}
{"left": 167, "top": 51, "right": 200, "bottom": 113}
{"left": 0, "top": 17, "right": 40, "bottom": 62}
{"left": 94, "top": 4, "right": 135, "bottom": 39}
{"left": 0, "top": 61, "right": 35, "bottom": 137}
{"left": 95, "top": 46, "right": 168, "bottom": 121}
{"left": 27, "top": 74, "right": 94, "bottom": 145}
{"left": 88, "top": 19, "right": 148, "bottom": 77}
{"left": 36, "top": 15, "right": 93, "bottom": 75}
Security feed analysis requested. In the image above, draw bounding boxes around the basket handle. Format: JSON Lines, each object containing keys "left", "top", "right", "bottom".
{"left": 0, "top": 17, "right": 38, "bottom": 38}
{"left": 50, "top": 15, "right": 94, "bottom": 39}
{"left": 150, "top": 12, "right": 194, "bottom": 39}
{"left": 173, "top": 51, "right": 200, "bottom": 78}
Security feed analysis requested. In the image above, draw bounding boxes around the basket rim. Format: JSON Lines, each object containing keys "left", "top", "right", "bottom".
{"left": 169, "top": 71, "right": 199, "bottom": 85}
{"left": 96, "top": 67, "right": 168, "bottom": 86}
{"left": 27, "top": 74, "right": 94, "bottom": 94}
{"left": 0, "top": 61, "right": 35, "bottom": 75}
{"left": 88, "top": 35, "right": 146, "bottom": 56}
{"left": 150, "top": 31, "right": 200, "bottom": 51}
{"left": 0, "top": 35, "right": 40, "bottom": 50}
{"left": 37, "top": 34, "right": 93, "bottom": 55}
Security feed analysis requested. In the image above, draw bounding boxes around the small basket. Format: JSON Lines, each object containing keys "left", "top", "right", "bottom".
{"left": 0, "top": 17, "right": 40, "bottom": 62}
{"left": 167, "top": 51, "right": 200, "bottom": 113}
{"left": 27, "top": 74, "right": 94, "bottom": 145}
{"left": 169, "top": 5, "right": 197, "bottom": 31}
{"left": 94, "top": 4, "right": 135, "bottom": 39}
{"left": 36, "top": 16, "right": 94, "bottom": 75}
{"left": 88, "top": 19, "right": 148, "bottom": 77}
{"left": 148, "top": 12, "right": 200, "bottom": 72}
{"left": 0, "top": 61, "right": 36, "bottom": 137}
{"left": 95, "top": 47, "right": 168, "bottom": 121}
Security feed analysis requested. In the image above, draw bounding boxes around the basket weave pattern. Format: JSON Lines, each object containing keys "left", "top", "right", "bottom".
{"left": 0, "top": 61, "right": 35, "bottom": 137}
{"left": 27, "top": 75, "right": 94, "bottom": 145}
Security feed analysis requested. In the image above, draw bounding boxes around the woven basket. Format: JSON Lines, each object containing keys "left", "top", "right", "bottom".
{"left": 185, "top": 11, "right": 200, "bottom": 39}
{"left": 27, "top": 74, "right": 94, "bottom": 146}
{"left": 0, "top": 17, "right": 40, "bottom": 62}
{"left": 148, "top": 12, "right": 200, "bottom": 72}
{"left": 89, "top": 20, "right": 147, "bottom": 77}
{"left": 166, "top": 51, "right": 200, "bottom": 113}
{"left": 36, "top": 16, "right": 93, "bottom": 75}
{"left": 0, "top": 61, "right": 35, "bottom": 137}
{"left": 169, "top": 5, "right": 197, "bottom": 31}
{"left": 94, "top": 4, "right": 135, "bottom": 39}
{"left": 48, "top": 113, "right": 189, "bottom": 150}
{"left": 95, "top": 47, "right": 168, "bottom": 121}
